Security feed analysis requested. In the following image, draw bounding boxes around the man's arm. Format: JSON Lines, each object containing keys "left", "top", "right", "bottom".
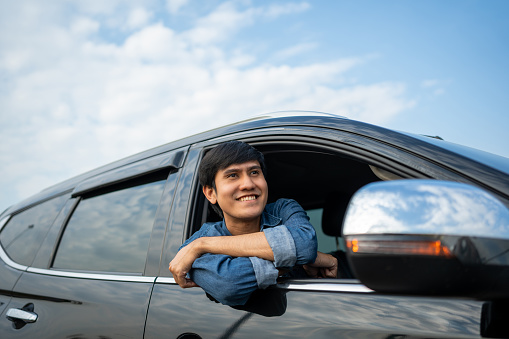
{"left": 169, "top": 232, "right": 274, "bottom": 288}
{"left": 170, "top": 199, "right": 318, "bottom": 288}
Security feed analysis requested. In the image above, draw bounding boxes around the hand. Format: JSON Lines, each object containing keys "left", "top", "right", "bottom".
{"left": 303, "top": 252, "right": 338, "bottom": 278}
{"left": 169, "top": 240, "right": 202, "bottom": 288}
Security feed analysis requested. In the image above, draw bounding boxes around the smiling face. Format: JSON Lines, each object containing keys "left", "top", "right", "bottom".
{"left": 203, "top": 160, "right": 268, "bottom": 234}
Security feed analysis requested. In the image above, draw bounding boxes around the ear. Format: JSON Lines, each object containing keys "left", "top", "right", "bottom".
{"left": 202, "top": 185, "right": 217, "bottom": 204}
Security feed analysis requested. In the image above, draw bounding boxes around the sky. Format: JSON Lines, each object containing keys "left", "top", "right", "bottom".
{"left": 1, "top": 0, "right": 508, "bottom": 212}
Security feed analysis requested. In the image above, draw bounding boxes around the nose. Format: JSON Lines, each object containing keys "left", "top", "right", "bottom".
{"left": 239, "top": 173, "right": 256, "bottom": 190}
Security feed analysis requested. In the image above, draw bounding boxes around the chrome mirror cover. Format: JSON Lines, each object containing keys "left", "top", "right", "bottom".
{"left": 343, "top": 179, "right": 509, "bottom": 240}
{"left": 342, "top": 180, "right": 509, "bottom": 297}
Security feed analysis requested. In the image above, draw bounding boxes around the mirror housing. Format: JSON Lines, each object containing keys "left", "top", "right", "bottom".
{"left": 343, "top": 180, "right": 509, "bottom": 298}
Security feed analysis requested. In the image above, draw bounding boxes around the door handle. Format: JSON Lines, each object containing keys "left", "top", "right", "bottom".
{"left": 6, "top": 307, "right": 38, "bottom": 323}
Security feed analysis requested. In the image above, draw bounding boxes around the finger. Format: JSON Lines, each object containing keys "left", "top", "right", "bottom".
{"left": 328, "top": 267, "right": 338, "bottom": 278}
{"left": 321, "top": 268, "right": 336, "bottom": 278}
{"left": 175, "top": 275, "right": 189, "bottom": 288}
{"left": 182, "top": 279, "right": 199, "bottom": 288}
{"left": 169, "top": 266, "right": 186, "bottom": 285}
{"left": 176, "top": 275, "right": 198, "bottom": 288}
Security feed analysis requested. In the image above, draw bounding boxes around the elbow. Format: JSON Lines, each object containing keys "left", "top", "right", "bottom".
{"left": 289, "top": 225, "right": 318, "bottom": 264}
{"left": 208, "top": 282, "right": 252, "bottom": 306}
{"left": 190, "top": 269, "right": 254, "bottom": 306}
{"left": 301, "top": 238, "right": 318, "bottom": 264}
{"left": 305, "top": 246, "right": 318, "bottom": 264}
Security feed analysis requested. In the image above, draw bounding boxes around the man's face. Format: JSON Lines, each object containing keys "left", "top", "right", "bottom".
{"left": 203, "top": 160, "right": 268, "bottom": 228}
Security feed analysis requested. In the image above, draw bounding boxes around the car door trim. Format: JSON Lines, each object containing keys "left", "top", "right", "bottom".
{"left": 0, "top": 246, "right": 27, "bottom": 271}
{"left": 155, "top": 277, "right": 373, "bottom": 293}
{"left": 0, "top": 215, "right": 10, "bottom": 231}
{"left": 27, "top": 267, "right": 156, "bottom": 283}
{"left": 276, "top": 279, "right": 373, "bottom": 293}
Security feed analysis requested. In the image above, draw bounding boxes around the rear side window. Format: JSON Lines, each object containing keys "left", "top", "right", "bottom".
{"left": 0, "top": 195, "right": 67, "bottom": 266}
{"left": 52, "top": 176, "right": 166, "bottom": 274}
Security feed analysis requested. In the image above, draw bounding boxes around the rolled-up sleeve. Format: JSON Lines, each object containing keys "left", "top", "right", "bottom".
{"left": 249, "top": 256, "right": 279, "bottom": 289}
{"left": 263, "top": 225, "right": 297, "bottom": 267}
{"left": 263, "top": 199, "right": 317, "bottom": 268}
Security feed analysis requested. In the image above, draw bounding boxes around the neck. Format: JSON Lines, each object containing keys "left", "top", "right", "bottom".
{"left": 224, "top": 216, "right": 261, "bottom": 235}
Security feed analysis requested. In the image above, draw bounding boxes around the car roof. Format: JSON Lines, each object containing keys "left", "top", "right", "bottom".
{"left": 4, "top": 111, "right": 509, "bottom": 214}
{"left": 400, "top": 131, "right": 509, "bottom": 175}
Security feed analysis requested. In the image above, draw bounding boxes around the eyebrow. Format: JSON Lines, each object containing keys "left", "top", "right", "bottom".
{"left": 222, "top": 165, "right": 261, "bottom": 176}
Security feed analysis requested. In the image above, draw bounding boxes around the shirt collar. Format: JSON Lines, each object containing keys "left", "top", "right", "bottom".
{"left": 259, "top": 210, "right": 282, "bottom": 230}
{"left": 219, "top": 208, "right": 282, "bottom": 233}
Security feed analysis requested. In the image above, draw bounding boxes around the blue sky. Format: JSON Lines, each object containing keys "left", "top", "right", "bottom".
{"left": 1, "top": 0, "right": 508, "bottom": 211}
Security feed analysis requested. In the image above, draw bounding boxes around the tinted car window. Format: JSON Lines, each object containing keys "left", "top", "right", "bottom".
{"left": 52, "top": 178, "right": 166, "bottom": 273}
{"left": 306, "top": 208, "right": 345, "bottom": 253}
{"left": 0, "top": 195, "right": 67, "bottom": 266}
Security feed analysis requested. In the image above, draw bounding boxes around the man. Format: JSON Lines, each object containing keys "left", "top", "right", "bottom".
{"left": 169, "top": 141, "right": 337, "bottom": 306}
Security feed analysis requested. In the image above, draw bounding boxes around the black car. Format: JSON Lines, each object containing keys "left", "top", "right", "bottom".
{"left": 1, "top": 112, "right": 508, "bottom": 338}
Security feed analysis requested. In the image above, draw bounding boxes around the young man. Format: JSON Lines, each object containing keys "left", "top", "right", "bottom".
{"left": 169, "top": 141, "right": 337, "bottom": 306}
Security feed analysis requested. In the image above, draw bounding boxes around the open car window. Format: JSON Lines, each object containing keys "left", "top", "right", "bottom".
{"left": 189, "top": 142, "right": 406, "bottom": 279}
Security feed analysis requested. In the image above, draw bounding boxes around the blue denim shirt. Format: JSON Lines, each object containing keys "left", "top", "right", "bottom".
{"left": 180, "top": 198, "right": 317, "bottom": 306}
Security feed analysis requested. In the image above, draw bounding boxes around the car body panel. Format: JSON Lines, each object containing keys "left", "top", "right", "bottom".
{"left": 0, "top": 272, "right": 153, "bottom": 338}
{"left": 0, "top": 262, "right": 23, "bottom": 323}
{"left": 146, "top": 279, "right": 483, "bottom": 338}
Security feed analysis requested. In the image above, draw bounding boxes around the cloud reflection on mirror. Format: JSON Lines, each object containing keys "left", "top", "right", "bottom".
{"left": 343, "top": 180, "right": 509, "bottom": 239}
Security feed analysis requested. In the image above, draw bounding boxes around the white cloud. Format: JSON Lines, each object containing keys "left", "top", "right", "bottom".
{"left": 183, "top": 1, "right": 311, "bottom": 45}
{"left": 273, "top": 42, "right": 318, "bottom": 61}
{"left": 71, "top": 17, "right": 100, "bottom": 36}
{"left": 72, "top": 0, "right": 157, "bottom": 16}
{"left": 166, "top": 0, "right": 189, "bottom": 14}
{"left": 421, "top": 78, "right": 448, "bottom": 96}
{"left": 126, "top": 7, "right": 153, "bottom": 30}
{"left": 0, "top": 0, "right": 415, "bottom": 211}
{"left": 184, "top": 2, "right": 256, "bottom": 45}
{"left": 264, "top": 2, "right": 311, "bottom": 18}
{"left": 122, "top": 23, "right": 182, "bottom": 61}
{"left": 421, "top": 79, "right": 440, "bottom": 88}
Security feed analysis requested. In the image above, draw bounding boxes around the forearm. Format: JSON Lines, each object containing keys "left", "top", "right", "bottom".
{"left": 190, "top": 232, "right": 275, "bottom": 261}
{"left": 170, "top": 231, "right": 275, "bottom": 288}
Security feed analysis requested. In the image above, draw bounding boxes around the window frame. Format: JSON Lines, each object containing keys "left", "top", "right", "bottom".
{"left": 167, "top": 127, "right": 471, "bottom": 292}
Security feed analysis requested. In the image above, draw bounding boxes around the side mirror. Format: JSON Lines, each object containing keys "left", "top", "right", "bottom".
{"left": 343, "top": 180, "right": 509, "bottom": 299}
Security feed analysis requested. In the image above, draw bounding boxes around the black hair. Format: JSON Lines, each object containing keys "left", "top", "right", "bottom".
{"left": 199, "top": 140, "right": 266, "bottom": 217}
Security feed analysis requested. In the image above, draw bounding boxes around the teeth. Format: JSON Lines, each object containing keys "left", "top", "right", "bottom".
{"left": 239, "top": 196, "right": 256, "bottom": 201}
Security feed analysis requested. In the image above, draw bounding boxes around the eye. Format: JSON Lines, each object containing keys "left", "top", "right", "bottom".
{"left": 226, "top": 173, "right": 238, "bottom": 179}
{"left": 250, "top": 170, "right": 260, "bottom": 175}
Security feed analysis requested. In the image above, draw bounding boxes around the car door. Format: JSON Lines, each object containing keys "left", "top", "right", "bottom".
{"left": 145, "top": 127, "right": 501, "bottom": 339}
{"left": 0, "top": 194, "right": 69, "bottom": 331}
{"left": 0, "top": 150, "right": 184, "bottom": 338}
{"left": 147, "top": 280, "right": 485, "bottom": 338}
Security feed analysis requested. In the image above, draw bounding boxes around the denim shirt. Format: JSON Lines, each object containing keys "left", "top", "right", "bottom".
{"left": 180, "top": 198, "right": 317, "bottom": 306}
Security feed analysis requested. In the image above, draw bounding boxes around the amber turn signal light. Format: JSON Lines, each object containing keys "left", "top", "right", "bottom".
{"left": 346, "top": 237, "right": 453, "bottom": 258}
